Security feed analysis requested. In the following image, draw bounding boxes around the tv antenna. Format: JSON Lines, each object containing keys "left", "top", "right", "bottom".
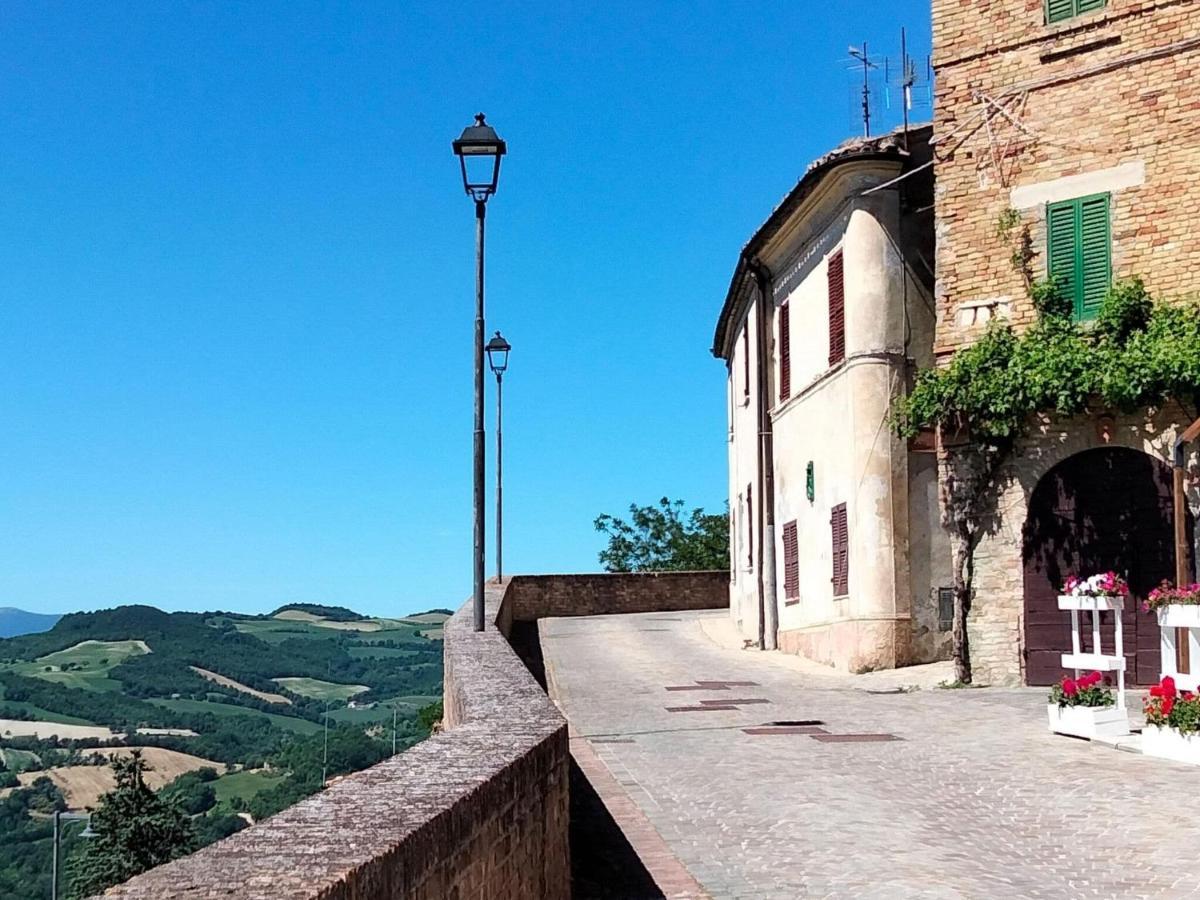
{"left": 848, "top": 42, "right": 878, "bottom": 137}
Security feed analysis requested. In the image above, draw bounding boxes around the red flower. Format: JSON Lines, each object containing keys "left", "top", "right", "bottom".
{"left": 1162, "top": 697, "right": 1175, "bottom": 717}
{"left": 1162, "top": 675, "right": 1177, "bottom": 699}
{"left": 1061, "top": 677, "right": 1078, "bottom": 697}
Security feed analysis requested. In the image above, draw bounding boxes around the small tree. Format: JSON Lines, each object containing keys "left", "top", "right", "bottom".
{"left": 594, "top": 497, "right": 728, "bottom": 572}
{"left": 67, "top": 751, "right": 195, "bottom": 898}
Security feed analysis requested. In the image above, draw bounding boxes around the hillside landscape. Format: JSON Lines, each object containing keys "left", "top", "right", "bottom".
{"left": 0, "top": 602, "right": 448, "bottom": 899}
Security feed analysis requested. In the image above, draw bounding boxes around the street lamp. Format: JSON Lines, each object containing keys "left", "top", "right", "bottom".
{"left": 453, "top": 113, "right": 506, "bottom": 633}
{"left": 52, "top": 811, "right": 95, "bottom": 899}
{"left": 486, "top": 330, "right": 511, "bottom": 584}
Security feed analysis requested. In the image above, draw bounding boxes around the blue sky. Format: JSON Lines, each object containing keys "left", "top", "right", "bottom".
{"left": 0, "top": 1, "right": 930, "bottom": 617}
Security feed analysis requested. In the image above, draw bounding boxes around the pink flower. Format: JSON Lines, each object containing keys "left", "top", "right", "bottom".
{"left": 1062, "top": 677, "right": 1078, "bottom": 697}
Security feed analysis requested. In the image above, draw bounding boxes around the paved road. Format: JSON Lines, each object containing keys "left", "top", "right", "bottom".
{"left": 542, "top": 609, "right": 1200, "bottom": 899}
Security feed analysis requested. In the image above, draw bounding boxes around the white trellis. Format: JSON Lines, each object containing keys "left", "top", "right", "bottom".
{"left": 1058, "top": 593, "right": 1126, "bottom": 708}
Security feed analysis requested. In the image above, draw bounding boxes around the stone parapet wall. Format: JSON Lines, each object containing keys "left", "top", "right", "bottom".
{"left": 96, "top": 571, "right": 723, "bottom": 899}
{"left": 505, "top": 571, "right": 729, "bottom": 622}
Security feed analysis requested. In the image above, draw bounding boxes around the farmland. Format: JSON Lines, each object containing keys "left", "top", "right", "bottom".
{"left": 0, "top": 602, "right": 447, "bottom": 899}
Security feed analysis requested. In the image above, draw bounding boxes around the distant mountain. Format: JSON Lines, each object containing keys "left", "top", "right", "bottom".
{"left": 0, "top": 607, "right": 61, "bottom": 638}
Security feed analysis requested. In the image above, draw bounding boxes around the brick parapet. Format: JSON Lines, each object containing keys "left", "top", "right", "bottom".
{"left": 96, "top": 571, "right": 725, "bottom": 899}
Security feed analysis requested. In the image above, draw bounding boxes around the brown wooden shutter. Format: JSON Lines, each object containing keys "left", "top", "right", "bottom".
{"left": 778, "top": 301, "right": 791, "bottom": 403}
{"left": 746, "top": 484, "right": 754, "bottom": 569}
{"left": 830, "top": 503, "right": 848, "bottom": 596}
{"left": 827, "top": 250, "right": 845, "bottom": 366}
{"left": 782, "top": 520, "right": 799, "bottom": 599}
{"left": 742, "top": 326, "right": 750, "bottom": 401}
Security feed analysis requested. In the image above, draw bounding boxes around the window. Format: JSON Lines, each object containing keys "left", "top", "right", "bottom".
{"left": 778, "top": 301, "right": 791, "bottom": 403}
{"left": 830, "top": 503, "right": 848, "bottom": 596}
{"left": 742, "top": 326, "right": 750, "bottom": 403}
{"left": 1047, "top": 193, "right": 1111, "bottom": 320}
{"left": 938, "top": 587, "right": 954, "bottom": 631}
{"left": 828, "top": 250, "right": 845, "bottom": 366}
{"left": 782, "top": 520, "right": 799, "bottom": 600}
{"left": 746, "top": 484, "right": 754, "bottom": 570}
{"left": 1046, "top": 0, "right": 1106, "bottom": 25}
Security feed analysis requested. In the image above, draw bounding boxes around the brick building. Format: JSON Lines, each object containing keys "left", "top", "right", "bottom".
{"left": 931, "top": 0, "right": 1200, "bottom": 683}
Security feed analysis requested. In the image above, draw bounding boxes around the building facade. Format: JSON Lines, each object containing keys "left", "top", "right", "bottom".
{"left": 714, "top": 126, "right": 953, "bottom": 672}
{"left": 931, "top": 0, "right": 1200, "bottom": 683}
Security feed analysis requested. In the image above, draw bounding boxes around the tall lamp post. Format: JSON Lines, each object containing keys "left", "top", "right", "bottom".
{"left": 452, "top": 113, "right": 506, "bottom": 632}
{"left": 486, "top": 331, "right": 511, "bottom": 584}
{"left": 52, "top": 811, "right": 95, "bottom": 899}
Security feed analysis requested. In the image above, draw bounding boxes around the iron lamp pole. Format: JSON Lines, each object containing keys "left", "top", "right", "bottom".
{"left": 452, "top": 114, "right": 506, "bottom": 632}
{"left": 486, "top": 331, "right": 511, "bottom": 584}
{"left": 52, "top": 811, "right": 95, "bottom": 900}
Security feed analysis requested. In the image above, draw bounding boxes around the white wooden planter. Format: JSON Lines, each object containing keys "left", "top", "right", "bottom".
{"left": 1142, "top": 724, "right": 1200, "bottom": 765}
{"left": 1046, "top": 703, "right": 1129, "bottom": 739}
{"left": 1057, "top": 594, "right": 1126, "bottom": 707}
{"left": 1157, "top": 605, "right": 1200, "bottom": 692}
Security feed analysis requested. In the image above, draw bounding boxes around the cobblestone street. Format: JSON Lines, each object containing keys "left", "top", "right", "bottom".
{"left": 543, "top": 610, "right": 1200, "bottom": 899}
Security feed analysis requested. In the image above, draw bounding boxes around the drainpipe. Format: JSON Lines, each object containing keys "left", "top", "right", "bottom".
{"left": 749, "top": 258, "right": 779, "bottom": 651}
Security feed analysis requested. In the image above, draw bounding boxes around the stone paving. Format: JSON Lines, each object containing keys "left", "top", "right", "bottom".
{"left": 542, "top": 609, "right": 1200, "bottom": 899}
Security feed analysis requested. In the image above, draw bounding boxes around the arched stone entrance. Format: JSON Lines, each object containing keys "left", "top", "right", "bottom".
{"left": 1022, "top": 447, "right": 1194, "bottom": 686}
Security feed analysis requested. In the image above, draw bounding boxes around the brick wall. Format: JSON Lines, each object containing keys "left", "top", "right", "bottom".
{"left": 95, "top": 571, "right": 723, "bottom": 899}
{"left": 931, "top": 0, "right": 1200, "bottom": 354}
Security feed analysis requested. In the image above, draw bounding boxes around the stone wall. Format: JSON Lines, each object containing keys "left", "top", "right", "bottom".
{"left": 95, "top": 571, "right": 724, "bottom": 899}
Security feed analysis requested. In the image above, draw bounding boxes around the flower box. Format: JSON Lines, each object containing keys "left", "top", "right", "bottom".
{"left": 1142, "top": 724, "right": 1200, "bottom": 765}
{"left": 1046, "top": 703, "right": 1129, "bottom": 739}
{"left": 1156, "top": 605, "right": 1200, "bottom": 629}
{"left": 1058, "top": 594, "right": 1122, "bottom": 612}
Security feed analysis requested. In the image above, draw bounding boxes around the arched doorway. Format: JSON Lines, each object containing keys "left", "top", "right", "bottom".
{"left": 1022, "top": 447, "right": 1194, "bottom": 686}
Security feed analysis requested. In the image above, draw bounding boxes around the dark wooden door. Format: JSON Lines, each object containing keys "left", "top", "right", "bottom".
{"left": 1022, "top": 447, "right": 1192, "bottom": 686}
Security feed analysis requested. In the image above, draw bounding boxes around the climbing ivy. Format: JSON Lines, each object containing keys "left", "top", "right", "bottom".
{"left": 894, "top": 277, "right": 1200, "bottom": 441}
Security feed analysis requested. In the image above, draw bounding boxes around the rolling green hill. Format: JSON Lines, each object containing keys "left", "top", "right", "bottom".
{"left": 0, "top": 603, "right": 447, "bottom": 900}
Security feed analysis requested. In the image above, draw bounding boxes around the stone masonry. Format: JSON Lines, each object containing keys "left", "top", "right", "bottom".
{"left": 931, "top": 0, "right": 1200, "bottom": 683}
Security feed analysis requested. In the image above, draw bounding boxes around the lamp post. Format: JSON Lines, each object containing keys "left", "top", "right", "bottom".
{"left": 486, "top": 331, "right": 511, "bottom": 584}
{"left": 52, "top": 811, "right": 95, "bottom": 899}
{"left": 452, "top": 113, "right": 506, "bottom": 633}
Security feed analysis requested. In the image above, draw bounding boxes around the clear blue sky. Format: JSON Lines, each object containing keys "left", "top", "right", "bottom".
{"left": 0, "top": 1, "right": 930, "bottom": 617}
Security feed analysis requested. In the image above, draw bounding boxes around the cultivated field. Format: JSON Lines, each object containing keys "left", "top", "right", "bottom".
{"left": 16, "top": 747, "right": 226, "bottom": 809}
{"left": 6, "top": 639, "right": 150, "bottom": 692}
{"left": 272, "top": 677, "right": 368, "bottom": 701}
{"left": 190, "top": 666, "right": 291, "bottom": 704}
{"left": 149, "top": 698, "right": 321, "bottom": 735}
{"left": 0, "top": 719, "right": 121, "bottom": 740}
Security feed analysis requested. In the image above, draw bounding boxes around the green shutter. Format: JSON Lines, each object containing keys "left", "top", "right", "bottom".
{"left": 1046, "top": 200, "right": 1078, "bottom": 310}
{"left": 1076, "top": 0, "right": 1107, "bottom": 12}
{"left": 1046, "top": 194, "right": 1111, "bottom": 321}
{"left": 1046, "top": 0, "right": 1075, "bottom": 22}
{"left": 1078, "top": 194, "right": 1111, "bottom": 319}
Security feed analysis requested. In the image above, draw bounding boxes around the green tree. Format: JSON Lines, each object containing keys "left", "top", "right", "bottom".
{"left": 594, "top": 497, "right": 728, "bottom": 572}
{"left": 66, "top": 751, "right": 195, "bottom": 899}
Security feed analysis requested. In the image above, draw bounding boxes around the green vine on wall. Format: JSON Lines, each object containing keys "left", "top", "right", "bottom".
{"left": 895, "top": 277, "right": 1200, "bottom": 441}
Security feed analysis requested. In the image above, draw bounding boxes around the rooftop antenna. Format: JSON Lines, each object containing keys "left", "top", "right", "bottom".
{"left": 848, "top": 42, "right": 878, "bottom": 137}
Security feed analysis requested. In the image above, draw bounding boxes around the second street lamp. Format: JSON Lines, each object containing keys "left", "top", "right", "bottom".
{"left": 452, "top": 113, "right": 506, "bottom": 632}
{"left": 486, "top": 331, "right": 511, "bottom": 584}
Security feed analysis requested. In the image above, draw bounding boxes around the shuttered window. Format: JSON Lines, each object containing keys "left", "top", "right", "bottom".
{"left": 742, "top": 326, "right": 750, "bottom": 401}
{"left": 830, "top": 503, "right": 849, "bottom": 597}
{"left": 746, "top": 484, "right": 754, "bottom": 570}
{"left": 782, "top": 520, "right": 799, "bottom": 600}
{"left": 1046, "top": 0, "right": 1106, "bottom": 24}
{"left": 828, "top": 250, "right": 845, "bottom": 366}
{"left": 779, "top": 301, "right": 791, "bottom": 403}
{"left": 1047, "top": 194, "right": 1111, "bottom": 321}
